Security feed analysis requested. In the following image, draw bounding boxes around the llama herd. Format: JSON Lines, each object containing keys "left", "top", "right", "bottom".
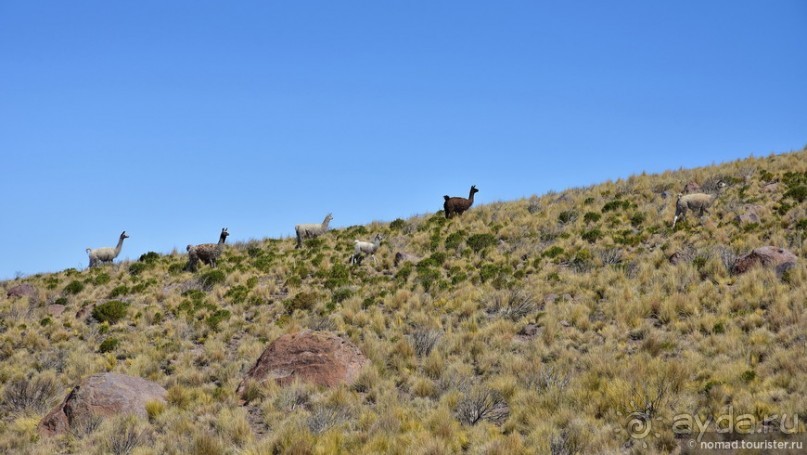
{"left": 85, "top": 181, "right": 724, "bottom": 271}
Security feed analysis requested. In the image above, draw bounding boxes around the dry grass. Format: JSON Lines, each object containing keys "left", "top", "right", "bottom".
{"left": 0, "top": 149, "right": 805, "bottom": 453}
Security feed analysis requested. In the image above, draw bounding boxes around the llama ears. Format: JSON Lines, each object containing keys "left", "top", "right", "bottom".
{"left": 121, "top": 231, "right": 129, "bottom": 237}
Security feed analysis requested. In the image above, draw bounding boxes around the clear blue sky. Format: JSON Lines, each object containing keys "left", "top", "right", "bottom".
{"left": 1, "top": 1, "right": 805, "bottom": 279}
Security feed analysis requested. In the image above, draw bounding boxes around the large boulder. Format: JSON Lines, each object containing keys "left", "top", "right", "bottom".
{"left": 7, "top": 283, "right": 38, "bottom": 302}
{"left": 237, "top": 331, "right": 368, "bottom": 396}
{"left": 39, "top": 373, "right": 166, "bottom": 436}
{"left": 732, "top": 246, "right": 798, "bottom": 276}
{"left": 683, "top": 181, "right": 701, "bottom": 194}
{"left": 734, "top": 205, "right": 763, "bottom": 225}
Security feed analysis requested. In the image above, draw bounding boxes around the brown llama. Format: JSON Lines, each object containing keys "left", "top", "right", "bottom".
{"left": 443, "top": 185, "right": 479, "bottom": 218}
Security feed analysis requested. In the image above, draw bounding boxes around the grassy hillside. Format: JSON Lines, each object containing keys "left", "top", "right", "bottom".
{"left": 1, "top": 149, "right": 806, "bottom": 454}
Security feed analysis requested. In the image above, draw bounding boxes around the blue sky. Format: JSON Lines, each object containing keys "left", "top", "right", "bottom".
{"left": 1, "top": 1, "right": 805, "bottom": 279}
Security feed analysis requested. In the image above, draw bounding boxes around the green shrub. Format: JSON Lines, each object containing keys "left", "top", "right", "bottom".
{"left": 199, "top": 270, "right": 226, "bottom": 289}
{"left": 389, "top": 218, "right": 406, "bottom": 230}
{"left": 287, "top": 292, "right": 319, "bottom": 312}
{"left": 225, "top": 285, "right": 249, "bottom": 304}
{"left": 796, "top": 219, "right": 807, "bottom": 231}
{"left": 583, "top": 212, "right": 601, "bottom": 224}
{"left": 131, "top": 281, "right": 152, "bottom": 293}
{"left": 99, "top": 337, "right": 120, "bottom": 353}
{"left": 784, "top": 185, "right": 807, "bottom": 202}
{"left": 128, "top": 262, "right": 148, "bottom": 276}
{"left": 332, "top": 288, "right": 354, "bottom": 303}
{"left": 206, "top": 309, "right": 231, "bottom": 330}
{"left": 109, "top": 285, "right": 129, "bottom": 298}
{"left": 94, "top": 273, "right": 111, "bottom": 285}
{"left": 254, "top": 255, "right": 275, "bottom": 272}
{"left": 429, "top": 252, "right": 447, "bottom": 266}
{"left": 601, "top": 199, "right": 631, "bottom": 213}
{"left": 415, "top": 262, "right": 441, "bottom": 291}
{"left": 64, "top": 280, "right": 84, "bottom": 295}
{"left": 466, "top": 234, "right": 496, "bottom": 253}
{"left": 557, "top": 211, "right": 577, "bottom": 225}
{"left": 139, "top": 252, "right": 161, "bottom": 263}
{"left": 445, "top": 231, "right": 465, "bottom": 250}
{"left": 92, "top": 300, "right": 129, "bottom": 324}
{"left": 581, "top": 229, "right": 602, "bottom": 243}
{"left": 630, "top": 212, "right": 646, "bottom": 227}
{"left": 542, "top": 246, "right": 565, "bottom": 258}
{"left": 396, "top": 263, "right": 413, "bottom": 281}
{"left": 782, "top": 171, "right": 807, "bottom": 187}
{"left": 479, "top": 264, "right": 500, "bottom": 283}
{"left": 324, "top": 264, "right": 350, "bottom": 290}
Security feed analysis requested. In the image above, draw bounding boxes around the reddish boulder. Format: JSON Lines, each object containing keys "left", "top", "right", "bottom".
{"left": 735, "top": 205, "right": 763, "bottom": 225}
{"left": 732, "top": 246, "right": 798, "bottom": 276}
{"left": 39, "top": 373, "right": 166, "bottom": 436}
{"left": 762, "top": 182, "right": 780, "bottom": 193}
{"left": 47, "top": 304, "right": 66, "bottom": 317}
{"left": 7, "top": 283, "right": 38, "bottom": 302}
{"left": 683, "top": 181, "right": 701, "bottom": 194}
{"left": 237, "top": 331, "right": 367, "bottom": 395}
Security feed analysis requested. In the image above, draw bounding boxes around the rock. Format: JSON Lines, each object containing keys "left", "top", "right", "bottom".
{"left": 660, "top": 191, "right": 673, "bottom": 199}
{"left": 47, "top": 304, "right": 66, "bottom": 317}
{"left": 762, "top": 182, "right": 780, "bottom": 193}
{"left": 39, "top": 373, "right": 166, "bottom": 436}
{"left": 668, "top": 251, "right": 685, "bottom": 265}
{"left": 732, "top": 246, "right": 798, "bottom": 276}
{"left": 735, "top": 205, "right": 763, "bottom": 225}
{"left": 394, "top": 252, "right": 418, "bottom": 267}
{"left": 519, "top": 323, "right": 540, "bottom": 337}
{"left": 668, "top": 246, "right": 695, "bottom": 265}
{"left": 683, "top": 181, "right": 701, "bottom": 194}
{"left": 75, "top": 304, "right": 93, "bottom": 320}
{"left": 7, "top": 283, "right": 37, "bottom": 302}
{"left": 237, "top": 331, "right": 368, "bottom": 396}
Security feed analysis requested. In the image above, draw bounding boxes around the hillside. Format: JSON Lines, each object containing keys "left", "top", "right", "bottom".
{"left": 1, "top": 149, "right": 806, "bottom": 454}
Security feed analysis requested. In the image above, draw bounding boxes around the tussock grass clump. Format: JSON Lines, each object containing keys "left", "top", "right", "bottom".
{"left": 2, "top": 372, "right": 58, "bottom": 413}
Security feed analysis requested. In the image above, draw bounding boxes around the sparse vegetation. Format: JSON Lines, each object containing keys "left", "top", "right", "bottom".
{"left": 0, "top": 150, "right": 805, "bottom": 453}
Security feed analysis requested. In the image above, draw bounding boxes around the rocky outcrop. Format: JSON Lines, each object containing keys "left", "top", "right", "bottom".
{"left": 7, "top": 283, "right": 38, "bottom": 302}
{"left": 47, "top": 304, "right": 66, "bottom": 317}
{"left": 683, "top": 181, "right": 701, "bottom": 194}
{"left": 237, "top": 331, "right": 368, "bottom": 396}
{"left": 731, "top": 246, "right": 798, "bottom": 276}
{"left": 39, "top": 373, "right": 166, "bottom": 436}
{"left": 734, "top": 205, "right": 763, "bottom": 225}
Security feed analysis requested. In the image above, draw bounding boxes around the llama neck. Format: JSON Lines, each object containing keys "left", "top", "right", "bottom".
{"left": 114, "top": 236, "right": 125, "bottom": 256}
{"left": 217, "top": 233, "right": 227, "bottom": 250}
{"left": 322, "top": 217, "right": 331, "bottom": 230}
{"left": 468, "top": 188, "right": 475, "bottom": 202}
